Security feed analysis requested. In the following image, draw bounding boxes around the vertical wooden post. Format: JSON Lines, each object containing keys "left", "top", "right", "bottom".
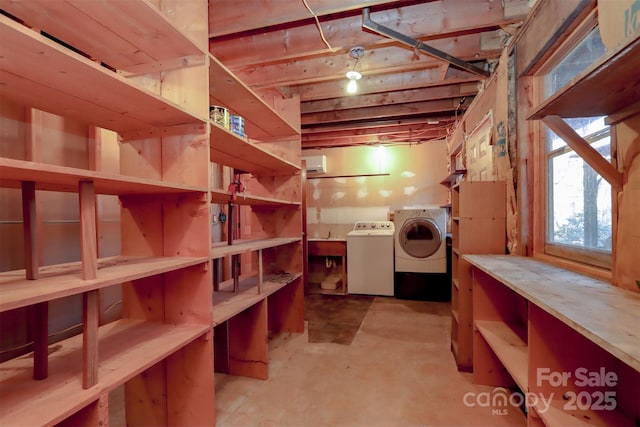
{"left": 21, "top": 181, "right": 38, "bottom": 279}
{"left": 79, "top": 180, "right": 98, "bottom": 280}
{"left": 30, "top": 302, "right": 48, "bottom": 380}
{"left": 79, "top": 180, "right": 99, "bottom": 388}
{"left": 258, "top": 249, "right": 263, "bottom": 293}
{"left": 83, "top": 290, "right": 99, "bottom": 389}
{"left": 22, "top": 181, "right": 48, "bottom": 379}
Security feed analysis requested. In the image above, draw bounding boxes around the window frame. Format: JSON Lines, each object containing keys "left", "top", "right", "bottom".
{"left": 532, "top": 11, "right": 614, "bottom": 271}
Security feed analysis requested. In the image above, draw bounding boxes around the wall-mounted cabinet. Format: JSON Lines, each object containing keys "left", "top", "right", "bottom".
{"left": 450, "top": 181, "right": 506, "bottom": 372}
{"left": 0, "top": 2, "right": 214, "bottom": 426}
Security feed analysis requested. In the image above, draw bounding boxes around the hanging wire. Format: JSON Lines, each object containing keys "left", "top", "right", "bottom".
{"left": 301, "top": 0, "right": 337, "bottom": 52}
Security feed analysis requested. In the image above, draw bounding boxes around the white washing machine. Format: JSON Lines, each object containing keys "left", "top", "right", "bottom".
{"left": 394, "top": 208, "right": 447, "bottom": 273}
{"left": 346, "top": 220, "right": 395, "bottom": 296}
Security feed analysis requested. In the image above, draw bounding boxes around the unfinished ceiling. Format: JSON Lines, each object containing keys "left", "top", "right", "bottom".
{"left": 208, "top": 0, "right": 531, "bottom": 149}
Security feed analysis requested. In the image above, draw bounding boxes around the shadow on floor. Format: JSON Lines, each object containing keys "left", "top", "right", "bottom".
{"left": 304, "top": 293, "right": 374, "bottom": 345}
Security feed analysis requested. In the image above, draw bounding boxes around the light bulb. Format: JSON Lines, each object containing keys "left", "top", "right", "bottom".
{"left": 347, "top": 78, "right": 358, "bottom": 94}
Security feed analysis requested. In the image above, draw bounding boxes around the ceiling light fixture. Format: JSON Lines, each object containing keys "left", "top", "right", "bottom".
{"left": 346, "top": 46, "right": 364, "bottom": 94}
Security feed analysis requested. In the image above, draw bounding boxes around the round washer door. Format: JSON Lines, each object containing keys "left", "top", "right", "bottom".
{"left": 398, "top": 218, "right": 443, "bottom": 258}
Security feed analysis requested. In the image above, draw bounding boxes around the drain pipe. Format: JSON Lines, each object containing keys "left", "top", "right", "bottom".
{"left": 362, "top": 7, "right": 490, "bottom": 78}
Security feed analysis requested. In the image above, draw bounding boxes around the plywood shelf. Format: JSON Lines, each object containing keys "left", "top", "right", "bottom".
{"left": 0, "top": 319, "right": 209, "bottom": 427}
{"left": 0, "top": 158, "right": 207, "bottom": 195}
{"left": 464, "top": 255, "right": 640, "bottom": 371}
{"left": 212, "top": 272, "right": 302, "bottom": 325}
{"left": 475, "top": 320, "right": 528, "bottom": 391}
{"left": 209, "top": 123, "right": 300, "bottom": 175}
{"left": 210, "top": 237, "right": 301, "bottom": 259}
{"left": 0, "top": 256, "right": 209, "bottom": 312}
{"left": 450, "top": 181, "right": 506, "bottom": 372}
{"left": 209, "top": 54, "right": 300, "bottom": 139}
{"left": 439, "top": 170, "right": 466, "bottom": 187}
{"left": 0, "top": 14, "right": 206, "bottom": 134}
{"left": 210, "top": 188, "right": 301, "bottom": 207}
{"left": 532, "top": 398, "right": 636, "bottom": 427}
{"left": 528, "top": 37, "right": 640, "bottom": 120}
{"left": 0, "top": 0, "right": 205, "bottom": 72}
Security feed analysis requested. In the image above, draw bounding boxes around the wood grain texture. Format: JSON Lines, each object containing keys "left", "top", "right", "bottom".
{"left": 464, "top": 254, "right": 640, "bottom": 371}
{"left": 0, "top": 256, "right": 208, "bottom": 312}
{"left": 79, "top": 181, "right": 97, "bottom": 280}
{"left": 0, "top": 157, "right": 206, "bottom": 195}
{"left": 0, "top": 14, "right": 206, "bottom": 133}
{"left": 0, "top": 319, "right": 209, "bottom": 426}
{"left": 82, "top": 290, "right": 99, "bottom": 389}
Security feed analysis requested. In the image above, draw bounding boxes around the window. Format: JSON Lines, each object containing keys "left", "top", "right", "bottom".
{"left": 542, "top": 26, "right": 612, "bottom": 268}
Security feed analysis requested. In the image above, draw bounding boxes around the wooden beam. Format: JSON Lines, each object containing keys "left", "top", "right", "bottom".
{"left": 301, "top": 84, "right": 478, "bottom": 114}
{"left": 542, "top": 115, "right": 623, "bottom": 190}
{"left": 292, "top": 68, "right": 480, "bottom": 102}
{"left": 302, "top": 98, "right": 465, "bottom": 125}
{"left": 362, "top": 7, "right": 490, "bottom": 77}
{"left": 232, "top": 34, "right": 499, "bottom": 88}
{"left": 209, "top": 1, "right": 528, "bottom": 67}
{"left": 21, "top": 181, "right": 38, "bottom": 279}
{"left": 82, "top": 290, "right": 99, "bottom": 389}
{"left": 208, "top": 0, "right": 419, "bottom": 37}
{"left": 79, "top": 180, "right": 98, "bottom": 280}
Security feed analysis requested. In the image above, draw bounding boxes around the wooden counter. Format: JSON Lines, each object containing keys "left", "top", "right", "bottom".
{"left": 464, "top": 254, "right": 639, "bottom": 427}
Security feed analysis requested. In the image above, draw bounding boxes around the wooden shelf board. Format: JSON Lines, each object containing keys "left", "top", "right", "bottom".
{"left": 452, "top": 309, "right": 459, "bottom": 324}
{"left": 210, "top": 123, "right": 300, "bottom": 175}
{"left": 212, "top": 272, "right": 302, "bottom": 325}
{"left": 0, "top": 158, "right": 206, "bottom": 195}
{"left": 0, "top": 256, "right": 208, "bottom": 312}
{"left": 452, "top": 278, "right": 460, "bottom": 290}
{"left": 440, "top": 170, "right": 467, "bottom": 186}
{"left": 532, "top": 397, "right": 636, "bottom": 427}
{"left": 210, "top": 237, "right": 301, "bottom": 259}
{"left": 528, "top": 37, "right": 640, "bottom": 120}
{"left": 0, "top": 0, "right": 204, "bottom": 72}
{"left": 475, "top": 320, "right": 528, "bottom": 391}
{"left": 0, "top": 15, "right": 206, "bottom": 133}
{"left": 209, "top": 55, "right": 299, "bottom": 138}
{"left": 464, "top": 255, "right": 640, "bottom": 371}
{"left": 0, "top": 319, "right": 209, "bottom": 427}
{"left": 210, "top": 188, "right": 300, "bottom": 207}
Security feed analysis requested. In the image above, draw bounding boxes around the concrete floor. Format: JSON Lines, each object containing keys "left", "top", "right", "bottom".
{"left": 214, "top": 297, "right": 526, "bottom": 427}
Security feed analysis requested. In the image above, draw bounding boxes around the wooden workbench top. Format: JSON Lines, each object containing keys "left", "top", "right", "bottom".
{"left": 462, "top": 254, "right": 640, "bottom": 371}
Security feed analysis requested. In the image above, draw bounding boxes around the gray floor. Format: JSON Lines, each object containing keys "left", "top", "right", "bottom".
{"left": 214, "top": 297, "right": 526, "bottom": 427}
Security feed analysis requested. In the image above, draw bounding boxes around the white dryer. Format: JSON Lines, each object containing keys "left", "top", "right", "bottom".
{"left": 394, "top": 208, "right": 447, "bottom": 273}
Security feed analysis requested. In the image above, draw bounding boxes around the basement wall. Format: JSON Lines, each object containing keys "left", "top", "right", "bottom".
{"left": 305, "top": 141, "right": 448, "bottom": 239}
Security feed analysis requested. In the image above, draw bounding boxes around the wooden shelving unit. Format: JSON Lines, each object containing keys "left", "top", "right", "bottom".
{"left": 0, "top": 2, "right": 215, "bottom": 425}
{"left": 209, "top": 54, "right": 300, "bottom": 139}
{"left": 0, "top": 14, "right": 207, "bottom": 134}
{"left": 209, "top": 122, "right": 300, "bottom": 175}
{"left": 211, "top": 188, "right": 301, "bottom": 207}
{"left": 208, "top": 44, "right": 304, "bottom": 382}
{"left": 466, "top": 255, "right": 640, "bottom": 427}
{"left": 0, "top": 256, "right": 208, "bottom": 312}
{"left": 450, "top": 181, "right": 506, "bottom": 372}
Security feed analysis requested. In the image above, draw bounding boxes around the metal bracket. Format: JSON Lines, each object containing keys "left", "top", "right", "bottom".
{"left": 362, "top": 8, "right": 490, "bottom": 78}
